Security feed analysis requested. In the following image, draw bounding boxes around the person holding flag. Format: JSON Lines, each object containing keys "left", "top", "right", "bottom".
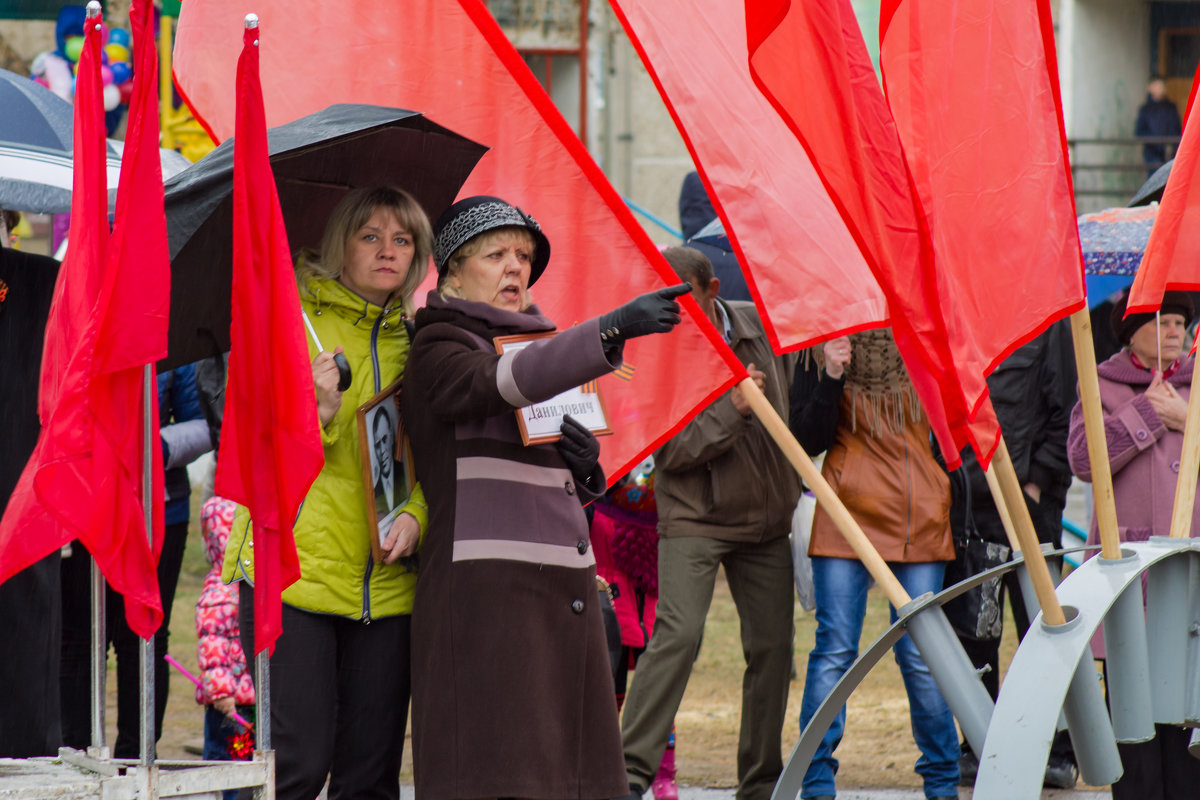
{"left": 402, "top": 195, "right": 689, "bottom": 800}
{"left": 789, "top": 329, "right": 960, "bottom": 800}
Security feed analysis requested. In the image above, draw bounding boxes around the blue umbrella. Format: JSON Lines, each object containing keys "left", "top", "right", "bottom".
{"left": 1078, "top": 204, "right": 1158, "bottom": 308}
{"left": 0, "top": 67, "right": 120, "bottom": 214}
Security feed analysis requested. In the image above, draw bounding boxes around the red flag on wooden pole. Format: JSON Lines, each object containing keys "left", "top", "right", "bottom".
{"left": 173, "top": 0, "right": 746, "bottom": 484}
{"left": 213, "top": 18, "right": 325, "bottom": 656}
{"left": 745, "top": 0, "right": 997, "bottom": 466}
{"left": 878, "top": 0, "right": 1086, "bottom": 368}
{"left": 608, "top": 0, "right": 887, "bottom": 353}
{"left": 0, "top": 1, "right": 167, "bottom": 637}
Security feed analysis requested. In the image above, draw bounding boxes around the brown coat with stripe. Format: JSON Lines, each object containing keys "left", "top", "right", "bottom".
{"left": 402, "top": 292, "right": 627, "bottom": 800}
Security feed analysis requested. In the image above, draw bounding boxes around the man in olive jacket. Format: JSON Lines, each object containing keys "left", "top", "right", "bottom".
{"left": 620, "top": 247, "right": 799, "bottom": 800}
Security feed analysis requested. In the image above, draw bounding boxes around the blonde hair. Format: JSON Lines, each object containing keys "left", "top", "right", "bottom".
{"left": 438, "top": 227, "right": 536, "bottom": 310}
{"left": 297, "top": 186, "right": 433, "bottom": 312}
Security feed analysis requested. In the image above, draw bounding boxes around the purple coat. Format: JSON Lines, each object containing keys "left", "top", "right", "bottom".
{"left": 1067, "top": 350, "right": 1198, "bottom": 655}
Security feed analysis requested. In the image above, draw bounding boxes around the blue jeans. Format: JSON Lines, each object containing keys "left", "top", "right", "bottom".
{"left": 799, "top": 557, "right": 959, "bottom": 798}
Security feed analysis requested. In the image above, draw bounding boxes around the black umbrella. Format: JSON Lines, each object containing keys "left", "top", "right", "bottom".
{"left": 1129, "top": 159, "right": 1172, "bottom": 207}
{"left": 0, "top": 66, "right": 121, "bottom": 213}
{"left": 162, "top": 103, "right": 488, "bottom": 369}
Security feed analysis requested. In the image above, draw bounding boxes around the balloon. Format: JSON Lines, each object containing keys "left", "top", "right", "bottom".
{"left": 110, "top": 62, "right": 132, "bottom": 85}
{"left": 100, "top": 49, "right": 109, "bottom": 65}
{"left": 118, "top": 80, "right": 134, "bottom": 106}
{"left": 104, "top": 43, "right": 129, "bottom": 64}
{"left": 108, "top": 28, "right": 131, "bottom": 49}
{"left": 100, "top": 65, "right": 113, "bottom": 86}
{"left": 103, "top": 83, "right": 120, "bottom": 111}
{"left": 33, "top": 76, "right": 50, "bottom": 88}
{"left": 64, "top": 36, "right": 84, "bottom": 62}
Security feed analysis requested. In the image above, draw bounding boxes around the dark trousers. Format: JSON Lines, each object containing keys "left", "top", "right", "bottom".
{"left": 238, "top": 584, "right": 411, "bottom": 800}
{"left": 61, "top": 521, "right": 189, "bottom": 757}
{"left": 0, "top": 551, "right": 62, "bottom": 756}
{"left": 954, "top": 493, "right": 1077, "bottom": 763}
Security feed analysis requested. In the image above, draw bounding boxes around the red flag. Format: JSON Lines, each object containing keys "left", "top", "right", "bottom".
{"left": 0, "top": 3, "right": 166, "bottom": 637}
{"left": 745, "top": 0, "right": 996, "bottom": 466}
{"left": 878, "top": 0, "right": 1086, "bottom": 368}
{"left": 1127, "top": 59, "right": 1200, "bottom": 313}
{"left": 173, "top": 0, "right": 745, "bottom": 484}
{"left": 608, "top": 0, "right": 887, "bottom": 353}
{"left": 213, "top": 20, "right": 325, "bottom": 656}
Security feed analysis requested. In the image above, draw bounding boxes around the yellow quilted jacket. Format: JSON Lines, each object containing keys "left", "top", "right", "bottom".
{"left": 222, "top": 276, "right": 427, "bottom": 620}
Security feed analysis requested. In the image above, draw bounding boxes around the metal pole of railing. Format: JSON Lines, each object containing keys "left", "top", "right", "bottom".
{"left": 140, "top": 363, "right": 155, "bottom": 765}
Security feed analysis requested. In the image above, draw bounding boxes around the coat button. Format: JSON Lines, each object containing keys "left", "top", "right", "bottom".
{"left": 577, "top": 539, "right": 588, "bottom": 555}
{"left": 1172, "top": 460, "right": 1181, "bottom": 473}
{"left": 565, "top": 481, "right": 575, "bottom": 496}
{"left": 1136, "top": 430, "right": 1148, "bottom": 440}
{"left": 571, "top": 599, "right": 584, "bottom": 614}
{"left": 248, "top": 540, "right": 253, "bottom": 548}
{"left": 243, "top": 559, "right": 251, "bottom": 566}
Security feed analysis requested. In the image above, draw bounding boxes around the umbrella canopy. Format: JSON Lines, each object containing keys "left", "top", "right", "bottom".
{"left": 1077, "top": 204, "right": 1157, "bottom": 276}
{"left": 1129, "top": 159, "right": 1172, "bottom": 207}
{"left": 0, "top": 67, "right": 121, "bottom": 213}
{"left": 162, "top": 103, "right": 488, "bottom": 370}
{"left": 1077, "top": 204, "right": 1159, "bottom": 309}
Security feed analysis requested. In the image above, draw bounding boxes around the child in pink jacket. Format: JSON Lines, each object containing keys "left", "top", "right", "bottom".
{"left": 196, "top": 497, "right": 255, "bottom": 784}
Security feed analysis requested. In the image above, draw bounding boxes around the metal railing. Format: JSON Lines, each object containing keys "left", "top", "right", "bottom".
{"left": 1067, "top": 136, "right": 1179, "bottom": 212}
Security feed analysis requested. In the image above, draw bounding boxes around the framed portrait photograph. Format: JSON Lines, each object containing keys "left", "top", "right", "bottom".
{"left": 493, "top": 332, "right": 613, "bottom": 445}
{"left": 356, "top": 378, "right": 413, "bottom": 562}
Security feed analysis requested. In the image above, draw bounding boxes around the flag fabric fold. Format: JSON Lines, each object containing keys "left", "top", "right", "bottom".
{"left": 878, "top": 0, "right": 1087, "bottom": 372}
{"left": 173, "top": 0, "right": 745, "bottom": 485}
{"left": 1128, "top": 60, "right": 1200, "bottom": 314}
{"left": 608, "top": 0, "right": 888, "bottom": 353}
{"left": 0, "top": 1, "right": 167, "bottom": 637}
{"left": 745, "top": 0, "right": 995, "bottom": 466}
{"left": 212, "top": 21, "right": 325, "bottom": 656}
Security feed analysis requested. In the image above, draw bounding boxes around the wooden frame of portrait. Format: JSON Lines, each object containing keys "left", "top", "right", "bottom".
{"left": 493, "top": 331, "right": 613, "bottom": 445}
{"left": 356, "top": 377, "right": 415, "bottom": 563}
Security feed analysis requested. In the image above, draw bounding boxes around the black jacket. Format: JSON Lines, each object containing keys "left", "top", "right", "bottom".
{"left": 949, "top": 321, "right": 1076, "bottom": 544}
{"left": 1135, "top": 96, "right": 1182, "bottom": 165}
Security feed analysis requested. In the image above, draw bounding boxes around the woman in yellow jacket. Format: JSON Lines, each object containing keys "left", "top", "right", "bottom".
{"left": 223, "top": 187, "right": 431, "bottom": 800}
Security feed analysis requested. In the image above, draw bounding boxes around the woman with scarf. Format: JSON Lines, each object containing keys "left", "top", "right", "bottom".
{"left": 1067, "top": 289, "right": 1200, "bottom": 800}
{"left": 789, "top": 329, "right": 960, "bottom": 800}
{"left": 402, "top": 196, "right": 689, "bottom": 799}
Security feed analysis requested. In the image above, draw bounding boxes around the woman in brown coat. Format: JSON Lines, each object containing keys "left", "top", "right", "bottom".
{"left": 402, "top": 196, "right": 688, "bottom": 799}
{"left": 788, "top": 329, "right": 960, "bottom": 800}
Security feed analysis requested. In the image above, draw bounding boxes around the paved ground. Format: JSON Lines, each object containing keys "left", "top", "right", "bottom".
{"left": 393, "top": 786, "right": 1112, "bottom": 800}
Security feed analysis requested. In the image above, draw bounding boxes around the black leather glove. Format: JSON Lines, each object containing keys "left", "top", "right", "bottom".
{"left": 556, "top": 415, "right": 600, "bottom": 487}
{"left": 597, "top": 283, "right": 691, "bottom": 345}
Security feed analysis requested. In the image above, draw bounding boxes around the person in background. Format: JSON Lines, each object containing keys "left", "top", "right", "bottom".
{"left": 620, "top": 246, "right": 798, "bottom": 800}
{"left": 403, "top": 195, "right": 687, "bottom": 800}
{"left": 678, "top": 170, "right": 716, "bottom": 240}
{"left": 0, "top": 207, "right": 63, "bottom": 756}
{"left": 224, "top": 186, "right": 433, "bottom": 800}
{"left": 60, "top": 361, "right": 212, "bottom": 757}
{"left": 592, "top": 462, "right": 680, "bottom": 800}
{"left": 790, "top": 330, "right": 959, "bottom": 800}
{"left": 195, "top": 497, "right": 254, "bottom": 798}
{"left": 942, "top": 321, "right": 1079, "bottom": 789}
{"left": 1067, "top": 289, "right": 1200, "bottom": 800}
{"left": 1134, "top": 77, "right": 1181, "bottom": 176}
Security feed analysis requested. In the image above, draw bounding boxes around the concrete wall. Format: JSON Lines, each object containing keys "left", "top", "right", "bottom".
{"left": 1060, "top": 0, "right": 1153, "bottom": 210}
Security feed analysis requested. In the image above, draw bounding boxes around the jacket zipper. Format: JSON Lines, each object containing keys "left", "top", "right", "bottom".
{"left": 362, "top": 304, "right": 390, "bottom": 623}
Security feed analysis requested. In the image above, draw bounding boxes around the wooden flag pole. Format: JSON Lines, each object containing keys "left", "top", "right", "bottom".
{"left": 990, "top": 439, "right": 1067, "bottom": 625}
{"left": 983, "top": 463, "right": 1023, "bottom": 553}
{"left": 738, "top": 377, "right": 912, "bottom": 609}
{"left": 1168, "top": 345, "right": 1200, "bottom": 538}
{"left": 1070, "top": 309, "right": 1123, "bottom": 559}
